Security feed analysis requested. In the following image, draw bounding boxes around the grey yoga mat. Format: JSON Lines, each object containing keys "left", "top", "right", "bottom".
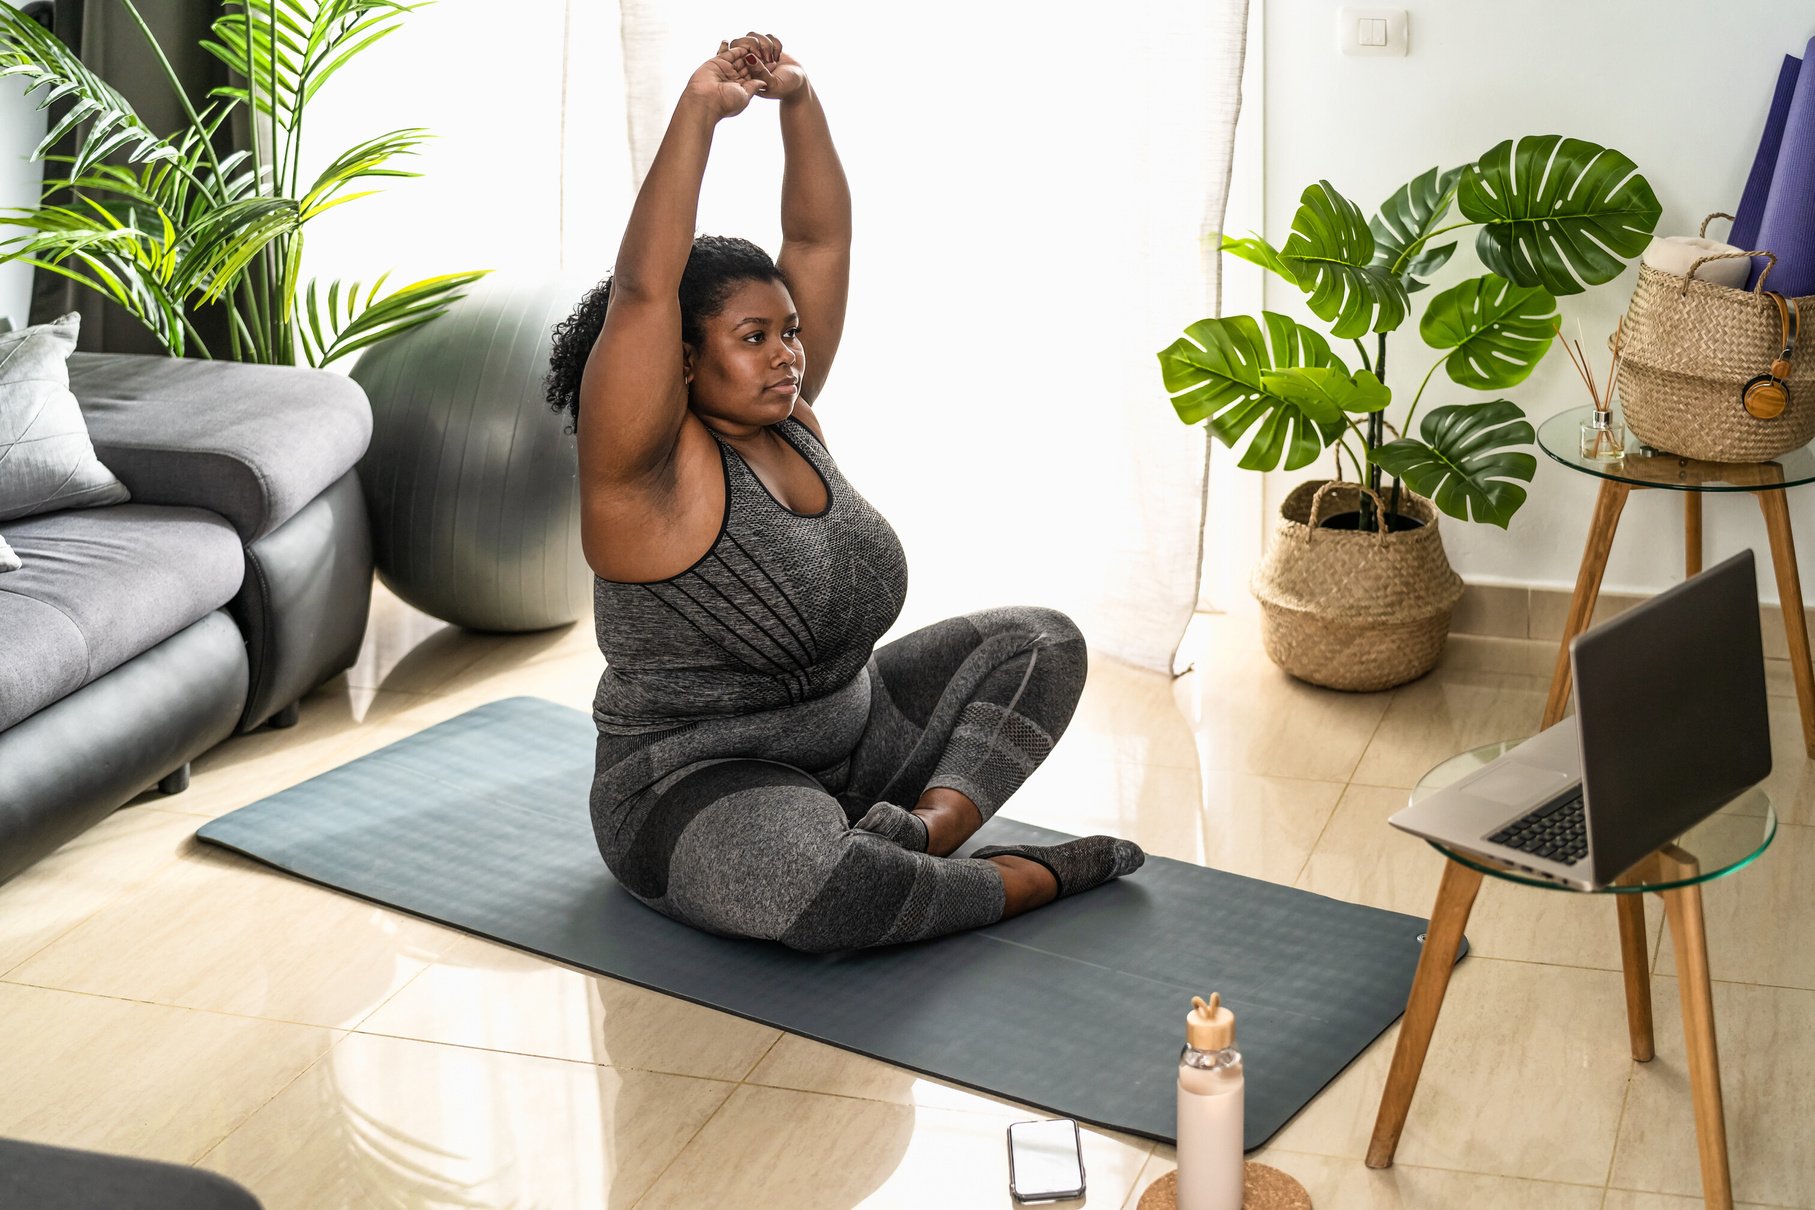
{"left": 197, "top": 696, "right": 1462, "bottom": 1148}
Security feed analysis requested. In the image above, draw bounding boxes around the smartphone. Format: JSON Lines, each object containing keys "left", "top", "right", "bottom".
{"left": 1006, "top": 1117, "right": 1086, "bottom": 1203}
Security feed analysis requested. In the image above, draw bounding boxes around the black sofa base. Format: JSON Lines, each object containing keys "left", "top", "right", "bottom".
{"left": 0, "top": 612, "right": 247, "bottom": 884}
{"left": 232, "top": 469, "right": 374, "bottom": 732}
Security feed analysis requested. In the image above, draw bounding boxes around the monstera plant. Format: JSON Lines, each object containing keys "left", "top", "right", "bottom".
{"left": 1160, "top": 135, "right": 1662, "bottom": 531}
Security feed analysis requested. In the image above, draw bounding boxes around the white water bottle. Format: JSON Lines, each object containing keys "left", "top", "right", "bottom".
{"left": 1176, "top": 993, "right": 1243, "bottom": 1210}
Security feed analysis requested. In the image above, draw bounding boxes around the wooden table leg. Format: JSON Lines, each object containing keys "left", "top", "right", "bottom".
{"left": 1616, "top": 890, "right": 1655, "bottom": 1062}
{"left": 1367, "top": 858, "right": 1483, "bottom": 1169}
{"left": 1757, "top": 491, "right": 1815, "bottom": 758}
{"left": 1544, "top": 479, "right": 1633, "bottom": 729}
{"left": 1657, "top": 846, "right": 1733, "bottom": 1210}
{"left": 1685, "top": 493, "right": 1703, "bottom": 577}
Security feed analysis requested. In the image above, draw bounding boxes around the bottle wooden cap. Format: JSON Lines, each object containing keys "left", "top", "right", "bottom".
{"left": 1187, "top": 993, "right": 1235, "bottom": 1049}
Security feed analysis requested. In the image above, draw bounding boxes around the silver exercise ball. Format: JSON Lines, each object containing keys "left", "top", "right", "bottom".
{"left": 351, "top": 272, "right": 601, "bottom": 632}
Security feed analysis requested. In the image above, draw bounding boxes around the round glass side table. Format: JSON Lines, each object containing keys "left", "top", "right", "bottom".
{"left": 1536, "top": 406, "right": 1815, "bottom": 758}
{"left": 1366, "top": 739, "right": 1778, "bottom": 1210}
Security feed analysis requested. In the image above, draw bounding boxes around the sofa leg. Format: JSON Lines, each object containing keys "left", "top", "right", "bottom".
{"left": 157, "top": 763, "right": 191, "bottom": 795}
{"left": 267, "top": 702, "right": 300, "bottom": 729}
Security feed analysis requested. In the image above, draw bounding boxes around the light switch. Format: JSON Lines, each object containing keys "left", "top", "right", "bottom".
{"left": 1339, "top": 7, "right": 1409, "bottom": 56}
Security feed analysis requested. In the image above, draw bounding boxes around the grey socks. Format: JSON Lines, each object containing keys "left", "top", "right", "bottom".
{"left": 971, "top": 837, "right": 1146, "bottom": 898}
{"left": 852, "top": 802, "right": 929, "bottom": 853}
{"left": 854, "top": 806, "right": 1147, "bottom": 901}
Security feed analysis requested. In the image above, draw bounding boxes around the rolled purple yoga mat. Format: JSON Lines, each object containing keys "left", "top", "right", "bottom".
{"left": 1731, "top": 53, "right": 1800, "bottom": 252}
{"left": 1748, "top": 36, "right": 1815, "bottom": 295}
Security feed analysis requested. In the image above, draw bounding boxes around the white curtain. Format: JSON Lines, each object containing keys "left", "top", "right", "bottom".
{"left": 595, "top": 2, "right": 1249, "bottom": 674}
{"left": 287, "top": 2, "right": 1249, "bottom": 668}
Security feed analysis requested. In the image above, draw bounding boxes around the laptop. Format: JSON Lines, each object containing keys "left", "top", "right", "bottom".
{"left": 1389, "top": 550, "right": 1772, "bottom": 890}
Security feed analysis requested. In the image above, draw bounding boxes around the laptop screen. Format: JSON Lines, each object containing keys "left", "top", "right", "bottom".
{"left": 1570, "top": 550, "right": 1772, "bottom": 883}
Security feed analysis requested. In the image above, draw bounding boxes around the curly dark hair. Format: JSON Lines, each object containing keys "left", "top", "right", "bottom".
{"left": 544, "top": 234, "right": 791, "bottom": 433}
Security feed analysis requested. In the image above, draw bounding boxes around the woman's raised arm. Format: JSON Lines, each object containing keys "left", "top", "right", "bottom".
{"left": 738, "top": 34, "right": 852, "bottom": 405}
{"left": 577, "top": 46, "right": 762, "bottom": 495}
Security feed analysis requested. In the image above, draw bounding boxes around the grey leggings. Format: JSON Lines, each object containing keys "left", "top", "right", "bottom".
{"left": 589, "top": 606, "right": 1087, "bottom": 952}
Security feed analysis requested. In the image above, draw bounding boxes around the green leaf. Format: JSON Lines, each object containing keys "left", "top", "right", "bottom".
{"left": 1419, "top": 273, "right": 1559, "bottom": 390}
{"left": 302, "top": 23, "right": 405, "bottom": 108}
{"left": 171, "top": 196, "right": 301, "bottom": 303}
{"left": 0, "top": 6, "right": 176, "bottom": 179}
{"left": 1457, "top": 135, "right": 1661, "bottom": 296}
{"left": 1279, "top": 180, "right": 1409, "bottom": 338}
{"left": 1370, "top": 165, "right": 1463, "bottom": 292}
{"left": 312, "top": 269, "right": 488, "bottom": 366}
{"left": 1259, "top": 367, "right": 1391, "bottom": 417}
{"left": 300, "top": 127, "right": 429, "bottom": 213}
{"left": 1371, "top": 400, "right": 1537, "bottom": 528}
{"left": 1218, "top": 233, "right": 1299, "bottom": 288}
{"left": 204, "top": 1, "right": 416, "bottom": 133}
{"left": 1157, "top": 312, "right": 1350, "bottom": 472}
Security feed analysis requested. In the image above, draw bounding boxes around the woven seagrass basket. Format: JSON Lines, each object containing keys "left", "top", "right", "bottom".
{"left": 1618, "top": 214, "right": 1815, "bottom": 463}
{"left": 1251, "top": 480, "right": 1463, "bottom": 692}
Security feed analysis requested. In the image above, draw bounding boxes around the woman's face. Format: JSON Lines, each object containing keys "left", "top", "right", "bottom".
{"left": 684, "top": 277, "right": 804, "bottom": 428}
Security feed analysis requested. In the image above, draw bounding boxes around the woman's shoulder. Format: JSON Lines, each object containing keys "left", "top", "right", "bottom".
{"left": 790, "top": 399, "right": 828, "bottom": 448}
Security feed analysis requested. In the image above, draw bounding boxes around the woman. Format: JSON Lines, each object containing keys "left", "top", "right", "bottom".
{"left": 544, "top": 33, "right": 1144, "bottom": 952}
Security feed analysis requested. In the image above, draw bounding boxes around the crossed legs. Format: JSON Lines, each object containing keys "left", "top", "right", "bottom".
{"left": 595, "top": 606, "right": 1123, "bottom": 949}
{"left": 856, "top": 606, "right": 1095, "bottom": 917}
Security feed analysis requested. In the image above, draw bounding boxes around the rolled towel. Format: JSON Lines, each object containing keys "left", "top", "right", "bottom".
{"left": 1642, "top": 235, "right": 1752, "bottom": 288}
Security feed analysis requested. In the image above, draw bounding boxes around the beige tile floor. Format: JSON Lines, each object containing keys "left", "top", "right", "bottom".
{"left": 3, "top": 586, "right": 1811, "bottom": 1209}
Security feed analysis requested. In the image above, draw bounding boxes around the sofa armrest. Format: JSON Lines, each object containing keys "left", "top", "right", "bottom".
{"left": 70, "top": 353, "right": 373, "bottom": 543}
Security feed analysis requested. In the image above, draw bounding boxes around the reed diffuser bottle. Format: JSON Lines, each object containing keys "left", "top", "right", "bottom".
{"left": 1176, "top": 993, "right": 1243, "bottom": 1210}
{"left": 1564, "top": 316, "right": 1627, "bottom": 462}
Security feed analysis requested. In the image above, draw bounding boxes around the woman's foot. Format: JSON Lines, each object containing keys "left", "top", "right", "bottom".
{"left": 851, "top": 802, "right": 928, "bottom": 852}
{"left": 852, "top": 787, "right": 985, "bottom": 856}
{"left": 989, "top": 854, "right": 1060, "bottom": 917}
{"left": 912, "top": 786, "right": 986, "bottom": 856}
{"left": 973, "top": 836, "right": 1146, "bottom": 900}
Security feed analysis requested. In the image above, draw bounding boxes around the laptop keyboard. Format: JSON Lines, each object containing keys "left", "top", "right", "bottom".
{"left": 1487, "top": 792, "right": 1589, "bottom": 866}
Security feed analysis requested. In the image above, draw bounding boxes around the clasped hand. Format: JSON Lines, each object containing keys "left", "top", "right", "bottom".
{"left": 686, "top": 30, "right": 807, "bottom": 119}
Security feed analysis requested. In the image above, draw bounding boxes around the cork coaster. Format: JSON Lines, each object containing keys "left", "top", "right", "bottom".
{"left": 1135, "top": 1164, "right": 1312, "bottom": 1210}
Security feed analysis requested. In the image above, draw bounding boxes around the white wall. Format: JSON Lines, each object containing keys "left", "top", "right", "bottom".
{"left": 1259, "top": 1, "right": 1815, "bottom": 602}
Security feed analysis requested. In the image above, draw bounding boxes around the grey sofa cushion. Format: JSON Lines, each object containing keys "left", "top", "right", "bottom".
{"left": 0, "top": 504, "right": 243, "bottom": 729}
{"left": 69, "top": 353, "right": 373, "bottom": 542}
{"left": 0, "top": 313, "right": 131, "bottom": 522}
{"left": 0, "top": 533, "right": 16, "bottom": 572}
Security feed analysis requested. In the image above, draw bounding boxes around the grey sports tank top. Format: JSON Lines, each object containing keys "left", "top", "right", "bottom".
{"left": 591, "top": 416, "right": 909, "bottom": 733}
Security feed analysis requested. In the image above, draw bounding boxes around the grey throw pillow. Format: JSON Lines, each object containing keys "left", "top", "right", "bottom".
{"left": 0, "top": 532, "right": 17, "bottom": 572}
{"left": 0, "top": 312, "right": 129, "bottom": 522}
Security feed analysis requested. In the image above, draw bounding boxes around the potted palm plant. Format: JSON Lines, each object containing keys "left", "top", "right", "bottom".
{"left": 0, "top": 0, "right": 484, "bottom": 366}
{"left": 1160, "top": 135, "right": 1660, "bottom": 690}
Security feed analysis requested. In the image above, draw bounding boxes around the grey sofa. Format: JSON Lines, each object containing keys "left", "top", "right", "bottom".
{"left": 0, "top": 353, "right": 375, "bottom": 883}
{"left": 0, "top": 1139, "right": 262, "bottom": 1209}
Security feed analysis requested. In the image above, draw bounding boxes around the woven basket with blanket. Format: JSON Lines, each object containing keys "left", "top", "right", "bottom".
{"left": 1619, "top": 214, "right": 1814, "bottom": 463}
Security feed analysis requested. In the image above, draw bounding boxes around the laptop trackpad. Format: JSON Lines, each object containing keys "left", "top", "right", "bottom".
{"left": 1463, "top": 763, "right": 1574, "bottom": 807}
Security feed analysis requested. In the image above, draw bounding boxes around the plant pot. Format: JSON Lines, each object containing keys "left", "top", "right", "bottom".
{"left": 1250, "top": 480, "right": 1463, "bottom": 692}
